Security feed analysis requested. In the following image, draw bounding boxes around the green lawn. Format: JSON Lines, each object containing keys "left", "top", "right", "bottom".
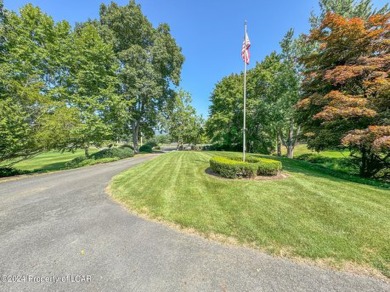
{"left": 283, "top": 143, "right": 350, "bottom": 158}
{"left": 110, "top": 151, "right": 390, "bottom": 278}
{"left": 1, "top": 149, "right": 97, "bottom": 172}
{"left": 282, "top": 144, "right": 363, "bottom": 176}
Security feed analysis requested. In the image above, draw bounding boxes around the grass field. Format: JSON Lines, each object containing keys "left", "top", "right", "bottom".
{"left": 1, "top": 149, "right": 98, "bottom": 173}
{"left": 282, "top": 144, "right": 364, "bottom": 176}
{"left": 282, "top": 143, "right": 350, "bottom": 158}
{"left": 110, "top": 151, "right": 390, "bottom": 278}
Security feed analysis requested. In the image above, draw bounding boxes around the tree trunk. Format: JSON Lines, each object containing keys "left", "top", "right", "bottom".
{"left": 277, "top": 133, "right": 282, "bottom": 156}
{"left": 287, "top": 145, "right": 294, "bottom": 159}
{"left": 286, "top": 121, "right": 295, "bottom": 159}
{"left": 84, "top": 146, "right": 90, "bottom": 158}
{"left": 132, "top": 121, "right": 140, "bottom": 153}
{"left": 360, "top": 147, "right": 368, "bottom": 177}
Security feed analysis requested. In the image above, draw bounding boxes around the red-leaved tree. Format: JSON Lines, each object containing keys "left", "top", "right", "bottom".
{"left": 298, "top": 12, "right": 389, "bottom": 177}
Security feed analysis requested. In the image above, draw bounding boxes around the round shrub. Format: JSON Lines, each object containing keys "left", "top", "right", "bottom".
{"left": 139, "top": 144, "right": 153, "bottom": 153}
{"left": 209, "top": 156, "right": 282, "bottom": 179}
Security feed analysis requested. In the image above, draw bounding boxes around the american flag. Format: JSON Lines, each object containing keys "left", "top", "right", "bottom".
{"left": 241, "top": 32, "right": 250, "bottom": 64}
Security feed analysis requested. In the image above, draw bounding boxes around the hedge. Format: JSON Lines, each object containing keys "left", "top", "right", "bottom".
{"left": 65, "top": 147, "right": 134, "bottom": 168}
{"left": 209, "top": 156, "right": 282, "bottom": 179}
{"left": 90, "top": 147, "right": 134, "bottom": 160}
{"left": 139, "top": 144, "right": 153, "bottom": 153}
{"left": 0, "top": 167, "right": 31, "bottom": 178}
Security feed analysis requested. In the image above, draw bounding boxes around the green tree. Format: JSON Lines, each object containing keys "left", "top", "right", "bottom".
{"left": 207, "top": 32, "right": 304, "bottom": 157}
{"left": 207, "top": 61, "right": 285, "bottom": 154}
{"left": 64, "top": 23, "right": 121, "bottom": 157}
{"left": 246, "top": 53, "right": 283, "bottom": 154}
{"left": 0, "top": 4, "right": 73, "bottom": 161}
{"left": 274, "top": 30, "right": 304, "bottom": 158}
{"left": 246, "top": 33, "right": 302, "bottom": 159}
{"left": 206, "top": 74, "right": 246, "bottom": 151}
{"left": 164, "top": 90, "right": 203, "bottom": 148}
{"left": 99, "top": 1, "right": 184, "bottom": 152}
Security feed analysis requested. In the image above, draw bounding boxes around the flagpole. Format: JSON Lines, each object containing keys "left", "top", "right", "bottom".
{"left": 243, "top": 21, "right": 247, "bottom": 162}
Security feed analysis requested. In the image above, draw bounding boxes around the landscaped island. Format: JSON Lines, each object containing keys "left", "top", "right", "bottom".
{"left": 210, "top": 155, "right": 282, "bottom": 179}
{"left": 109, "top": 151, "right": 390, "bottom": 279}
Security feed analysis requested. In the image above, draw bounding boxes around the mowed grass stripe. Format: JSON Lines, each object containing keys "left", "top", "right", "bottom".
{"left": 1, "top": 149, "right": 99, "bottom": 172}
{"left": 110, "top": 151, "right": 390, "bottom": 278}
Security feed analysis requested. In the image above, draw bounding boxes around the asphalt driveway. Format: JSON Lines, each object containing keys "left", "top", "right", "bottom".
{"left": 0, "top": 155, "right": 389, "bottom": 292}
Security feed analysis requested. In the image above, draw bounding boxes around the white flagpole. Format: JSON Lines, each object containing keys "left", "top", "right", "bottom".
{"left": 243, "top": 21, "right": 247, "bottom": 162}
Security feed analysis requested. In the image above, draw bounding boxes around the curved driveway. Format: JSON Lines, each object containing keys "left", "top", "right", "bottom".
{"left": 0, "top": 155, "right": 389, "bottom": 292}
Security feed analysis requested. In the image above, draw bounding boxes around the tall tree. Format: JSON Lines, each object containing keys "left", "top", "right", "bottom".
{"left": 298, "top": 12, "right": 390, "bottom": 177}
{"left": 246, "top": 53, "right": 285, "bottom": 154}
{"left": 165, "top": 90, "right": 204, "bottom": 148}
{"left": 270, "top": 30, "right": 303, "bottom": 158}
{"left": 206, "top": 74, "right": 248, "bottom": 151}
{"left": 99, "top": 1, "right": 184, "bottom": 152}
{"left": 0, "top": 4, "right": 73, "bottom": 161}
{"left": 207, "top": 33, "right": 305, "bottom": 157}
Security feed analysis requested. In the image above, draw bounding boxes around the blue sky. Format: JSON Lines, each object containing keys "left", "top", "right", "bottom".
{"left": 4, "top": 0, "right": 389, "bottom": 117}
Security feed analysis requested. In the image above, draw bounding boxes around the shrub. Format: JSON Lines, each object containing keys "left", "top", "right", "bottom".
{"left": 79, "top": 157, "right": 119, "bottom": 167}
{"left": 66, "top": 157, "right": 120, "bottom": 168}
{"left": 65, "top": 156, "right": 88, "bottom": 168}
{"left": 0, "top": 167, "right": 31, "bottom": 177}
{"left": 191, "top": 145, "right": 201, "bottom": 151}
{"left": 144, "top": 140, "right": 158, "bottom": 148}
{"left": 210, "top": 156, "right": 258, "bottom": 178}
{"left": 207, "top": 143, "right": 242, "bottom": 152}
{"left": 256, "top": 158, "right": 282, "bottom": 176}
{"left": 120, "top": 144, "right": 134, "bottom": 150}
{"left": 227, "top": 156, "right": 282, "bottom": 176}
{"left": 139, "top": 144, "right": 153, "bottom": 153}
{"left": 65, "top": 147, "right": 134, "bottom": 168}
{"left": 90, "top": 147, "right": 134, "bottom": 160}
{"left": 209, "top": 156, "right": 282, "bottom": 179}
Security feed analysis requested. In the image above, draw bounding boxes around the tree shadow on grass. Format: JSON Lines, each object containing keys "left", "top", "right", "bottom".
{"left": 0, "top": 161, "right": 69, "bottom": 178}
{"left": 30, "top": 161, "right": 69, "bottom": 173}
{"left": 250, "top": 154, "right": 390, "bottom": 190}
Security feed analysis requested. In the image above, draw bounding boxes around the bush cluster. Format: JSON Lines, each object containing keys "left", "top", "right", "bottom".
{"left": 139, "top": 144, "right": 153, "bottom": 153}
{"left": 120, "top": 144, "right": 134, "bottom": 150}
{"left": 205, "top": 143, "right": 242, "bottom": 152}
{"left": 139, "top": 141, "right": 158, "bottom": 153}
{"left": 210, "top": 156, "right": 258, "bottom": 178}
{"left": 91, "top": 147, "right": 134, "bottom": 160}
{"left": 210, "top": 156, "right": 282, "bottom": 179}
{"left": 254, "top": 158, "right": 283, "bottom": 176}
{"left": 65, "top": 147, "right": 134, "bottom": 168}
{"left": 0, "top": 167, "right": 31, "bottom": 177}
{"left": 65, "top": 157, "right": 120, "bottom": 168}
